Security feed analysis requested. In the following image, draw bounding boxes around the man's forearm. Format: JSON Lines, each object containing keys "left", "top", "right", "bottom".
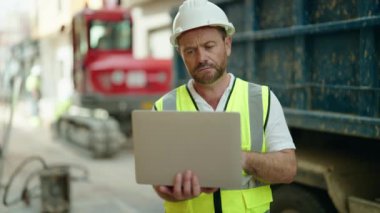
{"left": 242, "top": 149, "right": 297, "bottom": 184}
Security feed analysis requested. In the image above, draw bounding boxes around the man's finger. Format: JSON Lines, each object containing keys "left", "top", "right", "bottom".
{"left": 183, "top": 170, "right": 192, "bottom": 197}
{"left": 157, "top": 185, "right": 173, "bottom": 196}
{"left": 173, "top": 173, "right": 183, "bottom": 200}
{"left": 191, "top": 173, "right": 201, "bottom": 196}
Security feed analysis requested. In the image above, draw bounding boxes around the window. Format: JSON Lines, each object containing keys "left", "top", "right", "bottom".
{"left": 89, "top": 19, "right": 132, "bottom": 50}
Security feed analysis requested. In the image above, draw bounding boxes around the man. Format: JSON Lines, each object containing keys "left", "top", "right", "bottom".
{"left": 26, "top": 63, "right": 42, "bottom": 126}
{"left": 153, "top": 0, "right": 297, "bottom": 212}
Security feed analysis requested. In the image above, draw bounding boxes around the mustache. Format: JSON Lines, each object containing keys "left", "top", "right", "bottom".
{"left": 195, "top": 62, "right": 216, "bottom": 71}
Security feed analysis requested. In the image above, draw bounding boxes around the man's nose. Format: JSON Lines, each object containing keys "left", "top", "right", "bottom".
{"left": 196, "top": 48, "right": 208, "bottom": 63}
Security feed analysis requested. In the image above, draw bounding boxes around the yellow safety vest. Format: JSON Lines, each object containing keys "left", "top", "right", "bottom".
{"left": 154, "top": 78, "right": 272, "bottom": 213}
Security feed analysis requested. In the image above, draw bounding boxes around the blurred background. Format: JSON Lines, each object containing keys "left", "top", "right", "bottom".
{"left": 0, "top": 0, "right": 380, "bottom": 213}
{"left": 0, "top": 0, "right": 178, "bottom": 126}
{"left": 0, "top": 0, "right": 179, "bottom": 212}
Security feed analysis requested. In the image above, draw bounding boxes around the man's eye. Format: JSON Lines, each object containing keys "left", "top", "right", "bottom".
{"left": 205, "top": 45, "right": 214, "bottom": 49}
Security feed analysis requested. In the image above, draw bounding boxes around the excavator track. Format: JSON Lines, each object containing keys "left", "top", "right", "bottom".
{"left": 55, "top": 111, "right": 126, "bottom": 158}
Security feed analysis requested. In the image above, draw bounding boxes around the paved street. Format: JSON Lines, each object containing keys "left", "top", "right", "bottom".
{"left": 0, "top": 107, "right": 164, "bottom": 213}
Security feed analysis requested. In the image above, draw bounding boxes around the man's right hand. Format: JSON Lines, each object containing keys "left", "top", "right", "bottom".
{"left": 153, "top": 170, "right": 218, "bottom": 202}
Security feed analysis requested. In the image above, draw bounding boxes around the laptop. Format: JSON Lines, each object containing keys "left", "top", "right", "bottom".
{"left": 132, "top": 110, "right": 242, "bottom": 189}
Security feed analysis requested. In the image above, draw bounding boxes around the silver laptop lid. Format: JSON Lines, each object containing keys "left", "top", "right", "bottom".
{"left": 132, "top": 110, "right": 242, "bottom": 189}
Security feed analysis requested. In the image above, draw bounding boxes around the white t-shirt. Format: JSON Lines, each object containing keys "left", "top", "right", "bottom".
{"left": 187, "top": 73, "right": 295, "bottom": 152}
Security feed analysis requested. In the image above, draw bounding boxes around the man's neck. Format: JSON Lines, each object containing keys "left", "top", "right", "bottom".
{"left": 193, "top": 73, "right": 231, "bottom": 110}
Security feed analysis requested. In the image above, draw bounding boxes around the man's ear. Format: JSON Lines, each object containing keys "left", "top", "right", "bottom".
{"left": 225, "top": 36, "right": 232, "bottom": 56}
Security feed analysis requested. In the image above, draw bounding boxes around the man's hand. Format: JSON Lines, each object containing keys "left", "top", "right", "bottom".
{"left": 153, "top": 170, "right": 218, "bottom": 202}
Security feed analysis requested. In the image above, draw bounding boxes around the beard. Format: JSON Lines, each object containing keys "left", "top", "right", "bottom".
{"left": 190, "top": 59, "right": 227, "bottom": 85}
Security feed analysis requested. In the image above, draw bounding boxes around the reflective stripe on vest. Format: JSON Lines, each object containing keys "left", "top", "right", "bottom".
{"left": 154, "top": 78, "right": 272, "bottom": 212}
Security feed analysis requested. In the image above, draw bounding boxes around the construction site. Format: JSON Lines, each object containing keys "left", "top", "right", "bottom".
{"left": 1, "top": 0, "right": 379, "bottom": 212}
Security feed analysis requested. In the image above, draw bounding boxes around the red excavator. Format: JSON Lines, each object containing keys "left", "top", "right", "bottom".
{"left": 56, "top": 1, "right": 173, "bottom": 157}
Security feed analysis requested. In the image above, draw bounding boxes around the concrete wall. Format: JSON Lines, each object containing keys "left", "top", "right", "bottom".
{"left": 32, "top": 0, "right": 82, "bottom": 123}
{"left": 38, "top": 31, "right": 73, "bottom": 123}
{"left": 128, "top": 0, "right": 180, "bottom": 59}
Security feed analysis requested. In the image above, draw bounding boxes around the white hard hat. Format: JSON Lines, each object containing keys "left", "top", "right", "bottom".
{"left": 170, "top": 0, "right": 235, "bottom": 46}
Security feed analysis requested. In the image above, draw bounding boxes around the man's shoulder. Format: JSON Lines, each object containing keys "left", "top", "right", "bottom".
{"left": 168, "top": 84, "right": 187, "bottom": 94}
{"left": 235, "top": 77, "right": 268, "bottom": 89}
{"left": 248, "top": 82, "right": 267, "bottom": 88}
{"left": 156, "top": 84, "right": 187, "bottom": 101}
